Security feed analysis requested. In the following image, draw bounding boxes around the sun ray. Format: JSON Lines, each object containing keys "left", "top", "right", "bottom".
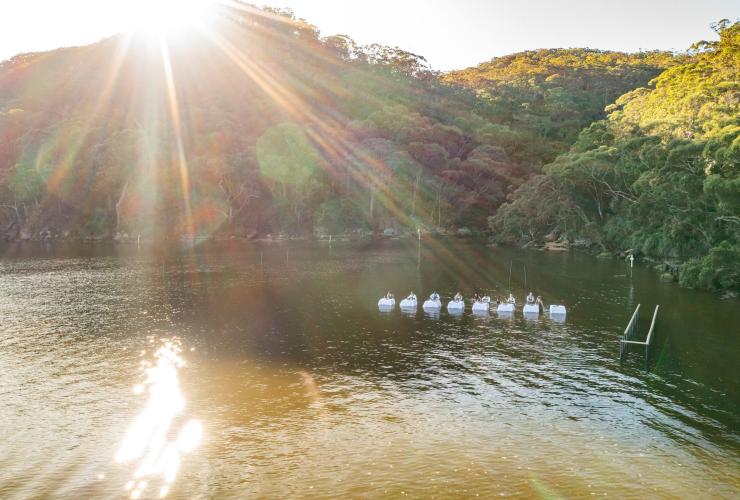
{"left": 159, "top": 37, "right": 194, "bottom": 237}
{"left": 199, "top": 22, "right": 422, "bottom": 232}
{"left": 44, "top": 37, "right": 132, "bottom": 198}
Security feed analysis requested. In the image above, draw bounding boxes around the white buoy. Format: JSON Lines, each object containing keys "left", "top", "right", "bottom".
{"left": 497, "top": 303, "right": 515, "bottom": 314}
{"left": 400, "top": 293, "right": 417, "bottom": 309}
{"left": 423, "top": 297, "right": 441, "bottom": 310}
{"left": 378, "top": 297, "right": 396, "bottom": 310}
{"left": 447, "top": 298, "right": 465, "bottom": 314}
{"left": 550, "top": 305, "right": 566, "bottom": 323}
{"left": 549, "top": 304, "right": 566, "bottom": 315}
{"left": 523, "top": 304, "right": 540, "bottom": 315}
{"left": 549, "top": 305, "right": 567, "bottom": 321}
{"left": 472, "top": 301, "right": 490, "bottom": 314}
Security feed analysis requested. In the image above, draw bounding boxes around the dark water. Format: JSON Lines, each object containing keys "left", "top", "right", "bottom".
{"left": 0, "top": 239, "right": 738, "bottom": 498}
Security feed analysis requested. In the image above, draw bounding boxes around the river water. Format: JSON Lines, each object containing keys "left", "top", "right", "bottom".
{"left": 0, "top": 240, "right": 738, "bottom": 498}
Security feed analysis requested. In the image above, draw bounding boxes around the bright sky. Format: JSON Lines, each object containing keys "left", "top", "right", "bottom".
{"left": 0, "top": 0, "right": 737, "bottom": 70}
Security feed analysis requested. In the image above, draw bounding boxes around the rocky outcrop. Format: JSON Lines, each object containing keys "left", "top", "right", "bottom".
{"left": 544, "top": 240, "right": 569, "bottom": 251}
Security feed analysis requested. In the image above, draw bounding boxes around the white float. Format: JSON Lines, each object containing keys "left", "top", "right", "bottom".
{"left": 523, "top": 304, "right": 540, "bottom": 315}
{"left": 378, "top": 297, "right": 395, "bottom": 309}
{"left": 400, "top": 294, "right": 417, "bottom": 309}
{"left": 497, "top": 303, "right": 515, "bottom": 314}
{"left": 423, "top": 298, "right": 441, "bottom": 310}
{"left": 550, "top": 305, "right": 567, "bottom": 316}
{"left": 472, "top": 301, "right": 490, "bottom": 314}
{"left": 550, "top": 304, "right": 565, "bottom": 323}
{"left": 550, "top": 304, "right": 566, "bottom": 323}
{"left": 447, "top": 298, "right": 465, "bottom": 313}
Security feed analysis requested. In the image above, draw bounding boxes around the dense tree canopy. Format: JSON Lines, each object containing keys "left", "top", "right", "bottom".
{"left": 0, "top": 4, "right": 735, "bottom": 291}
{"left": 0, "top": 3, "right": 534, "bottom": 238}
{"left": 443, "top": 48, "right": 677, "bottom": 166}
{"left": 490, "top": 21, "right": 740, "bottom": 291}
{"left": 0, "top": 3, "right": 676, "bottom": 242}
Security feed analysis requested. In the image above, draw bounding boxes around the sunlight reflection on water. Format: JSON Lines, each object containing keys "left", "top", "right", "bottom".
{"left": 115, "top": 340, "right": 202, "bottom": 499}
{"left": 1, "top": 243, "right": 738, "bottom": 498}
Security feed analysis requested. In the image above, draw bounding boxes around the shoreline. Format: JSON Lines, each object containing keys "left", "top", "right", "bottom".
{"left": 2, "top": 232, "right": 736, "bottom": 299}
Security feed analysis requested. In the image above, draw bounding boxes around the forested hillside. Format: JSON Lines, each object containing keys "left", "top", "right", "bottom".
{"left": 490, "top": 21, "right": 739, "bottom": 291}
{"left": 0, "top": 3, "right": 674, "bottom": 243}
{"left": 0, "top": 3, "right": 736, "bottom": 290}
{"left": 443, "top": 48, "right": 676, "bottom": 166}
{"left": 0, "top": 3, "right": 527, "bottom": 240}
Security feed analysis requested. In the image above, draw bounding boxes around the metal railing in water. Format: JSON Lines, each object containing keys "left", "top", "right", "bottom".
{"left": 620, "top": 304, "right": 659, "bottom": 362}
{"left": 620, "top": 304, "right": 640, "bottom": 359}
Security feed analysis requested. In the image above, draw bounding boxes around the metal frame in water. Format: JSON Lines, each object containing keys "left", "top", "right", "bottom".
{"left": 620, "top": 304, "right": 659, "bottom": 363}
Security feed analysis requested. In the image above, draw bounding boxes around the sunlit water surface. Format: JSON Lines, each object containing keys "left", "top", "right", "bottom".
{"left": 0, "top": 240, "right": 738, "bottom": 498}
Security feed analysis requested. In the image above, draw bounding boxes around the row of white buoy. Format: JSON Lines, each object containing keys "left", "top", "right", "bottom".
{"left": 378, "top": 292, "right": 567, "bottom": 318}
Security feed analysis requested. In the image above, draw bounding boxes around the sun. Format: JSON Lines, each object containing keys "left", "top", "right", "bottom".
{"left": 126, "top": 0, "right": 216, "bottom": 37}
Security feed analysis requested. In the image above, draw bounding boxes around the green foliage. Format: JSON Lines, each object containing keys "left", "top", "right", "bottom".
{"left": 256, "top": 123, "right": 320, "bottom": 186}
{"left": 0, "top": 3, "right": 525, "bottom": 236}
{"left": 680, "top": 241, "right": 740, "bottom": 290}
{"left": 0, "top": 0, "right": 732, "bottom": 296}
{"left": 444, "top": 48, "right": 676, "bottom": 165}
{"left": 10, "top": 161, "right": 50, "bottom": 204}
{"left": 315, "top": 199, "right": 367, "bottom": 234}
{"left": 490, "top": 21, "right": 740, "bottom": 292}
